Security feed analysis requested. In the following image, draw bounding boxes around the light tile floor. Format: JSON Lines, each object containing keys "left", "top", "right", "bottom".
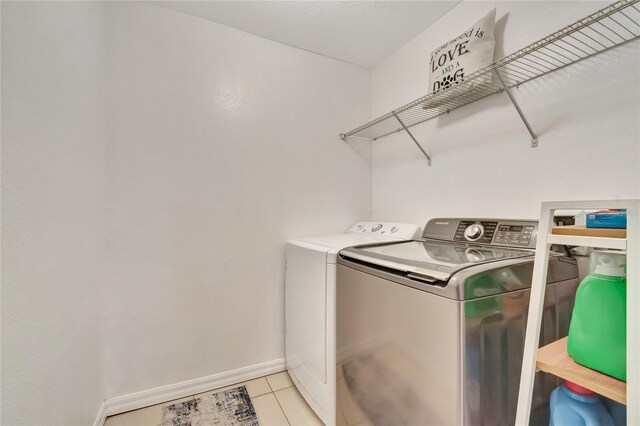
{"left": 104, "top": 371, "right": 324, "bottom": 426}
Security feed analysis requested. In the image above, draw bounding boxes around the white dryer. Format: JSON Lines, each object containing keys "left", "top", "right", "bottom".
{"left": 285, "top": 222, "right": 419, "bottom": 425}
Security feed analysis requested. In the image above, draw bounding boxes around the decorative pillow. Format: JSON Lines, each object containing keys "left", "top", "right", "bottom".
{"left": 426, "top": 9, "right": 496, "bottom": 106}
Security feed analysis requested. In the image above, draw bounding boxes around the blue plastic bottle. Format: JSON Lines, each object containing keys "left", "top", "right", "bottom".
{"left": 550, "top": 381, "right": 614, "bottom": 426}
{"left": 602, "top": 397, "right": 627, "bottom": 426}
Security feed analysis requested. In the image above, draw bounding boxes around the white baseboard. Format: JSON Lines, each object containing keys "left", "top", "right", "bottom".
{"left": 93, "top": 401, "right": 107, "bottom": 426}
{"left": 95, "top": 358, "right": 286, "bottom": 425}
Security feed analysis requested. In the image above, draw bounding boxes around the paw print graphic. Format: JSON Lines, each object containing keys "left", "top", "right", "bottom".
{"left": 440, "top": 72, "right": 465, "bottom": 90}
{"left": 441, "top": 74, "right": 455, "bottom": 89}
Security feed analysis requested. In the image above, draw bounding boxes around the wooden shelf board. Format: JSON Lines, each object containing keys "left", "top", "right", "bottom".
{"left": 537, "top": 337, "right": 626, "bottom": 405}
{"left": 552, "top": 226, "right": 626, "bottom": 239}
{"left": 547, "top": 234, "right": 627, "bottom": 250}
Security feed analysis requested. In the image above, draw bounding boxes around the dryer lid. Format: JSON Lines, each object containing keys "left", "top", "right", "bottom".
{"left": 339, "top": 240, "right": 534, "bottom": 283}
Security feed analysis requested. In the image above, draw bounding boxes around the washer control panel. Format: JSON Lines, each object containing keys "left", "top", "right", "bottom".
{"left": 347, "top": 222, "right": 420, "bottom": 240}
{"left": 423, "top": 218, "right": 538, "bottom": 248}
{"left": 493, "top": 223, "right": 536, "bottom": 246}
{"left": 454, "top": 220, "right": 497, "bottom": 244}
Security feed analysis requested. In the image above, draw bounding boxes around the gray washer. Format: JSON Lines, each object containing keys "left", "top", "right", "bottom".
{"left": 336, "top": 218, "right": 579, "bottom": 426}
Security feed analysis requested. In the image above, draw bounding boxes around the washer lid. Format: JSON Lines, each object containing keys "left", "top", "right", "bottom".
{"left": 339, "top": 240, "right": 534, "bottom": 283}
{"left": 290, "top": 233, "right": 405, "bottom": 251}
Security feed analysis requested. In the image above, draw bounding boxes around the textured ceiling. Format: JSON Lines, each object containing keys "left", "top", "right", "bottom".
{"left": 151, "top": 1, "right": 460, "bottom": 68}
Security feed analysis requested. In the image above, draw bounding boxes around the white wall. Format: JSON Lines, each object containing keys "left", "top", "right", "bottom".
{"left": 1, "top": 2, "right": 108, "bottom": 424}
{"left": 102, "top": 2, "right": 371, "bottom": 398}
{"left": 1, "top": 0, "right": 371, "bottom": 419}
{"left": 371, "top": 1, "right": 640, "bottom": 225}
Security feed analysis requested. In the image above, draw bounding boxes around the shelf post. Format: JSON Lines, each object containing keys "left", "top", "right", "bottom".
{"left": 515, "top": 203, "right": 554, "bottom": 425}
{"left": 391, "top": 111, "right": 432, "bottom": 166}
{"left": 494, "top": 69, "right": 539, "bottom": 148}
{"left": 627, "top": 200, "right": 640, "bottom": 425}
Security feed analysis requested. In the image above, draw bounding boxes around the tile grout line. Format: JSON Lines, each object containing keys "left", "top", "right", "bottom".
{"left": 266, "top": 373, "right": 295, "bottom": 426}
{"left": 272, "top": 389, "right": 292, "bottom": 426}
{"left": 265, "top": 375, "right": 275, "bottom": 393}
{"left": 261, "top": 373, "right": 291, "bottom": 426}
{"left": 248, "top": 375, "right": 290, "bottom": 426}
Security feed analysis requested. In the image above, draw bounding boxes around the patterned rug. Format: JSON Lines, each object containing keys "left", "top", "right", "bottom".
{"left": 162, "top": 385, "right": 259, "bottom": 426}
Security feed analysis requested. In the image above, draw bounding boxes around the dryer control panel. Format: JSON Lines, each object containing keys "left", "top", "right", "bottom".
{"left": 423, "top": 218, "right": 538, "bottom": 248}
{"left": 347, "top": 222, "right": 420, "bottom": 240}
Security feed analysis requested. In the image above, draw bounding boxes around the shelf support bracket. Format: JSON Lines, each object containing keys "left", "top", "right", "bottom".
{"left": 494, "top": 69, "right": 539, "bottom": 148}
{"left": 392, "top": 111, "right": 432, "bottom": 166}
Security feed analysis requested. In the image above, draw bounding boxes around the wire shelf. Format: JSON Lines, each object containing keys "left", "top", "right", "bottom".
{"left": 341, "top": 0, "right": 640, "bottom": 143}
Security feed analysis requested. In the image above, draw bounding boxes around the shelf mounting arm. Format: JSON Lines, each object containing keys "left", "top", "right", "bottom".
{"left": 392, "top": 111, "right": 432, "bottom": 166}
{"left": 494, "top": 69, "right": 539, "bottom": 148}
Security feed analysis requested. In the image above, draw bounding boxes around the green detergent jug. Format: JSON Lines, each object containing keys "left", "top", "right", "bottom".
{"left": 567, "top": 251, "right": 626, "bottom": 381}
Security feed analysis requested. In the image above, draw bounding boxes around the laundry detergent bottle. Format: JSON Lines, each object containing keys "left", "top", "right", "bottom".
{"left": 550, "top": 381, "right": 614, "bottom": 426}
{"left": 567, "top": 250, "right": 627, "bottom": 381}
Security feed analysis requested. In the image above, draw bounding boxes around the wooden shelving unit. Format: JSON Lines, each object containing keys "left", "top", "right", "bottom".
{"left": 516, "top": 199, "right": 639, "bottom": 426}
{"left": 536, "top": 337, "right": 626, "bottom": 405}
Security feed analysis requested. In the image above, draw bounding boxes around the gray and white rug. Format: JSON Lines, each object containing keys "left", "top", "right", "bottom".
{"left": 162, "top": 385, "right": 259, "bottom": 426}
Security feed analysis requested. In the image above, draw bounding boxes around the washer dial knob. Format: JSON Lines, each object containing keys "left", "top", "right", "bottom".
{"left": 371, "top": 223, "right": 383, "bottom": 232}
{"left": 465, "top": 248, "right": 486, "bottom": 262}
{"left": 464, "top": 224, "right": 484, "bottom": 241}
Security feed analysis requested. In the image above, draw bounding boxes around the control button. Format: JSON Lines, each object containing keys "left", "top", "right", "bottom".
{"left": 371, "top": 224, "right": 383, "bottom": 232}
{"left": 464, "top": 224, "right": 484, "bottom": 241}
{"left": 390, "top": 226, "right": 398, "bottom": 233}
